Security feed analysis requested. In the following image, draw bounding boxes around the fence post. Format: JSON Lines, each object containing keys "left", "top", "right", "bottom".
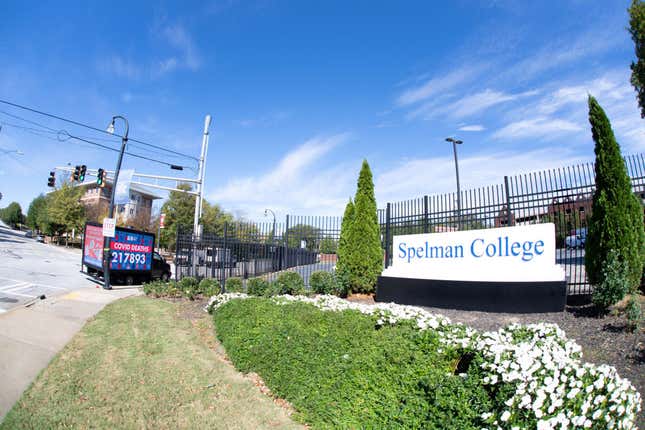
{"left": 423, "top": 195, "right": 429, "bottom": 233}
{"left": 221, "top": 222, "right": 228, "bottom": 292}
{"left": 284, "top": 215, "right": 290, "bottom": 269}
{"left": 174, "top": 224, "right": 181, "bottom": 281}
{"left": 384, "top": 203, "right": 391, "bottom": 268}
{"left": 504, "top": 176, "right": 513, "bottom": 226}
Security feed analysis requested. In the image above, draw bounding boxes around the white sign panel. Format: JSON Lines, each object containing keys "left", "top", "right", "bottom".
{"left": 382, "top": 223, "right": 564, "bottom": 282}
{"left": 102, "top": 217, "right": 116, "bottom": 238}
{"left": 114, "top": 169, "right": 134, "bottom": 205}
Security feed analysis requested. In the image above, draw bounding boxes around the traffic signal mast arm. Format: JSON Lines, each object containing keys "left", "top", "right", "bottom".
{"left": 53, "top": 166, "right": 201, "bottom": 195}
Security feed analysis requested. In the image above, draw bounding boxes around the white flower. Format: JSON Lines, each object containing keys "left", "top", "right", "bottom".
{"left": 500, "top": 410, "right": 511, "bottom": 422}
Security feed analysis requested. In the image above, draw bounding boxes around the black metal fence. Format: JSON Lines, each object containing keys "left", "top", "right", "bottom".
{"left": 381, "top": 153, "right": 645, "bottom": 295}
{"left": 175, "top": 215, "right": 341, "bottom": 288}
{"left": 175, "top": 153, "right": 644, "bottom": 296}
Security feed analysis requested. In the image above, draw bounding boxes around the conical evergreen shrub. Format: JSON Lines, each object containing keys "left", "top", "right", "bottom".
{"left": 336, "top": 198, "right": 354, "bottom": 293}
{"left": 347, "top": 160, "right": 383, "bottom": 293}
{"left": 585, "top": 96, "right": 645, "bottom": 298}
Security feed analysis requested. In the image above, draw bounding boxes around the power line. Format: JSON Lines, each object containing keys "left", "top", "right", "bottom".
{"left": 0, "top": 114, "right": 195, "bottom": 170}
{"left": 0, "top": 98, "right": 199, "bottom": 161}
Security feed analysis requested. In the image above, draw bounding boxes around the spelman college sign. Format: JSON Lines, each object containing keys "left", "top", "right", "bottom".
{"left": 376, "top": 224, "right": 567, "bottom": 312}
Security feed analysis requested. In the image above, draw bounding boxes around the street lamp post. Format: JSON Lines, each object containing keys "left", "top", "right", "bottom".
{"left": 445, "top": 137, "right": 463, "bottom": 228}
{"left": 103, "top": 115, "right": 129, "bottom": 290}
{"left": 264, "top": 208, "right": 276, "bottom": 242}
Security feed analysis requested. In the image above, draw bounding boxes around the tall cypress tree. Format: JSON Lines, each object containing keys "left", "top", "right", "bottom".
{"left": 347, "top": 160, "right": 383, "bottom": 293}
{"left": 585, "top": 96, "right": 645, "bottom": 292}
{"left": 629, "top": 0, "right": 645, "bottom": 118}
{"left": 336, "top": 198, "right": 354, "bottom": 292}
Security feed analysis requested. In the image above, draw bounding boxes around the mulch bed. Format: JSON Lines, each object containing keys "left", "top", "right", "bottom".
{"left": 348, "top": 293, "right": 644, "bottom": 428}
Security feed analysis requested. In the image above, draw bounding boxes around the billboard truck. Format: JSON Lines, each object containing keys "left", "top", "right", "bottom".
{"left": 82, "top": 222, "right": 171, "bottom": 285}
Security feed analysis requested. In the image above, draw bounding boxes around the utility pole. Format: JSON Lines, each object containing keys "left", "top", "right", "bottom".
{"left": 193, "top": 115, "right": 212, "bottom": 238}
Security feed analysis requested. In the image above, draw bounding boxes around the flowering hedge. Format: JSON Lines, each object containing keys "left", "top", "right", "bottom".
{"left": 206, "top": 294, "right": 641, "bottom": 429}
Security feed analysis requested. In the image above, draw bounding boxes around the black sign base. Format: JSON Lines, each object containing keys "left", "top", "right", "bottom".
{"left": 375, "top": 276, "right": 567, "bottom": 313}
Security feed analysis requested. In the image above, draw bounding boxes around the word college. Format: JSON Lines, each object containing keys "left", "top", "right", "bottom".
{"left": 398, "top": 236, "right": 546, "bottom": 263}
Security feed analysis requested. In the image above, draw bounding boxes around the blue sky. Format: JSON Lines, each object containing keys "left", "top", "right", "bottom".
{"left": 1, "top": 0, "right": 643, "bottom": 220}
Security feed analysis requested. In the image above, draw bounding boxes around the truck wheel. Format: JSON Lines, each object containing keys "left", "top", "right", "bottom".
{"left": 125, "top": 275, "right": 136, "bottom": 286}
{"left": 161, "top": 272, "right": 170, "bottom": 282}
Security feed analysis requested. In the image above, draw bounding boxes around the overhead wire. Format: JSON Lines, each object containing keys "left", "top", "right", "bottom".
{"left": 0, "top": 98, "right": 200, "bottom": 161}
{"left": 0, "top": 112, "right": 196, "bottom": 170}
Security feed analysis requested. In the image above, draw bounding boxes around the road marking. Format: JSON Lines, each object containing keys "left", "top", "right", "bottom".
{"left": 61, "top": 292, "right": 81, "bottom": 300}
{"left": 1, "top": 290, "right": 34, "bottom": 298}
{"left": 30, "top": 283, "right": 67, "bottom": 290}
{"left": 0, "top": 283, "right": 29, "bottom": 291}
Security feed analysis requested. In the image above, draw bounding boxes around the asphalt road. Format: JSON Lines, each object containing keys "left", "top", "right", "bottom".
{"left": 0, "top": 225, "right": 99, "bottom": 314}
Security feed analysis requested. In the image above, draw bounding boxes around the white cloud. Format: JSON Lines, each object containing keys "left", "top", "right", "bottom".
{"left": 209, "top": 134, "right": 354, "bottom": 218}
{"left": 396, "top": 66, "right": 482, "bottom": 106}
{"left": 492, "top": 117, "right": 582, "bottom": 140}
{"left": 97, "top": 56, "right": 142, "bottom": 80}
{"left": 160, "top": 23, "right": 201, "bottom": 71}
{"left": 450, "top": 89, "right": 538, "bottom": 118}
{"left": 458, "top": 124, "right": 486, "bottom": 132}
{"left": 500, "top": 28, "right": 623, "bottom": 84}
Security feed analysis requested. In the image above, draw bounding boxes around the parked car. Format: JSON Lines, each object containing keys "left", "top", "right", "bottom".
{"left": 565, "top": 228, "right": 587, "bottom": 249}
{"left": 25, "top": 230, "right": 33, "bottom": 238}
{"left": 35, "top": 235, "right": 44, "bottom": 243}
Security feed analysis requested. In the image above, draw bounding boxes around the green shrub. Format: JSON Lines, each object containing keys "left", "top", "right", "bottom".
{"left": 198, "top": 278, "right": 220, "bottom": 297}
{"left": 143, "top": 280, "right": 180, "bottom": 298}
{"left": 247, "top": 277, "right": 269, "bottom": 296}
{"left": 593, "top": 250, "right": 630, "bottom": 311}
{"left": 585, "top": 96, "right": 645, "bottom": 290}
{"left": 625, "top": 295, "right": 642, "bottom": 332}
{"left": 309, "top": 271, "right": 339, "bottom": 295}
{"left": 275, "top": 271, "right": 305, "bottom": 295}
{"left": 179, "top": 277, "right": 199, "bottom": 300}
{"left": 336, "top": 199, "right": 354, "bottom": 294}
{"left": 346, "top": 160, "right": 383, "bottom": 294}
{"left": 213, "top": 299, "right": 488, "bottom": 429}
{"left": 225, "top": 277, "right": 244, "bottom": 293}
{"left": 263, "top": 281, "right": 281, "bottom": 297}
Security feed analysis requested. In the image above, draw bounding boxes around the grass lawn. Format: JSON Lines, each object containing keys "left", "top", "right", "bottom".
{"left": 0, "top": 296, "right": 302, "bottom": 430}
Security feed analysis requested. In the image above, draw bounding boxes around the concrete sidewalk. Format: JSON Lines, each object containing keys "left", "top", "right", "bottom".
{"left": 0, "top": 286, "right": 141, "bottom": 420}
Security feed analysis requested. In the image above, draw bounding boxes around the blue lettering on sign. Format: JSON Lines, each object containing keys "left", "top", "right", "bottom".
{"left": 399, "top": 236, "right": 546, "bottom": 263}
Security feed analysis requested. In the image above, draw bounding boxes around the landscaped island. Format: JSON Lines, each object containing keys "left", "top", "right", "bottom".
{"left": 208, "top": 293, "right": 642, "bottom": 430}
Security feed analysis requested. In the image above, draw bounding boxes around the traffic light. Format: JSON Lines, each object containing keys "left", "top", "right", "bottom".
{"left": 97, "top": 168, "right": 106, "bottom": 188}
{"left": 79, "top": 165, "right": 87, "bottom": 182}
{"left": 47, "top": 171, "right": 55, "bottom": 187}
{"left": 73, "top": 165, "right": 80, "bottom": 181}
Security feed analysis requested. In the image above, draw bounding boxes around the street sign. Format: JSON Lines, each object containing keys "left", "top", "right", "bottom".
{"left": 102, "top": 217, "right": 116, "bottom": 238}
{"left": 159, "top": 213, "right": 166, "bottom": 229}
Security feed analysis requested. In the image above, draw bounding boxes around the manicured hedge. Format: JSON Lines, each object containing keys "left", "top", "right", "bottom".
{"left": 211, "top": 295, "right": 641, "bottom": 430}
{"left": 214, "top": 298, "right": 490, "bottom": 429}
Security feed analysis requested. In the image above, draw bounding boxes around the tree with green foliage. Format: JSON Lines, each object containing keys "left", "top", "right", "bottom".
{"left": 46, "top": 183, "right": 86, "bottom": 242}
{"left": 286, "top": 224, "right": 320, "bottom": 251}
{"left": 585, "top": 96, "right": 645, "bottom": 300}
{"left": 336, "top": 198, "right": 354, "bottom": 292}
{"left": 0, "top": 202, "right": 24, "bottom": 227}
{"left": 26, "top": 194, "right": 47, "bottom": 232}
{"left": 319, "top": 236, "right": 338, "bottom": 254}
{"left": 347, "top": 160, "right": 383, "bottom": 293}
{"left": 160, "top": 183, "right": 196, "bottom": 249}
{"left": 629, "top": 0, "right": 645, "bottom": 117}
{"left": 202, "top": 201, "right": 234, "bottom": 236}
